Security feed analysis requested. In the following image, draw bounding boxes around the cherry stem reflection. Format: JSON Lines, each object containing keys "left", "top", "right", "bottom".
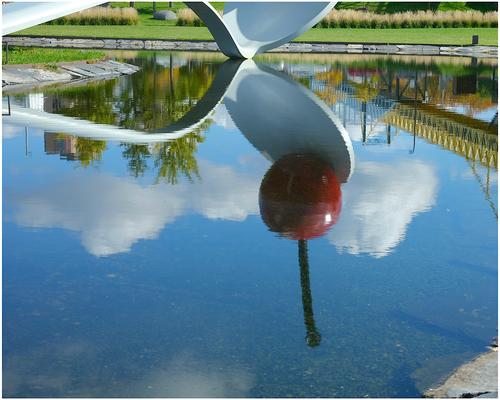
{"left": 298, "top": 239, "right": 321, "bottom": 348}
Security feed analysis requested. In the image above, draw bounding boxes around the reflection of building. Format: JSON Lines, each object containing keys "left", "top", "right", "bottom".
{"left": 293, "top": 61, "right": 497, "bottom": 220}
{"left": 44, "top": 132, "right": 78, "bottom": 161}
{"left": 300, "top": 63, "right": 498, "bottom": 166}
{"left": 383, "top": 102, "right": 498, "bottom": 167}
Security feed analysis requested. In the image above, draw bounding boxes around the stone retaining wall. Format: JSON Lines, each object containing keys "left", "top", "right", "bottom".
{"left": 3, "top": 36, "right": 498, "bottom": 58}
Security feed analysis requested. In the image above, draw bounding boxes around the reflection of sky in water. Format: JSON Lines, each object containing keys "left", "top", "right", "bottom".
{"left": 2, "top": 53, "right": 498, "bottom": 398}
{"left": 4, "top": 109, "right": 438, "bottom": 259}
{"left": 328, "top": 160, "right": 437, "bottom": 258}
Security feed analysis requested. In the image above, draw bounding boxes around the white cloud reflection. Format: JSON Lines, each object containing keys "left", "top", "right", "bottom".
{"left": 2, "top": 123, "right": 44, "bottom": 139}
{"left": 125, "top": 352, "right": 254, "bottom": 397}
{"left": 212, "top": 104, "right": 238, "bottom": 131}
{"left": 10, "top": 149, "right": 437, "bottom": 259}
{"left": 328, "top": 160, "right": 438, "bottom": 258}
{"left": 11, "top": 160, "right": 261, "bottom": 257}
{"left": 4, "top": 344, "right": 253, "bottom": 397}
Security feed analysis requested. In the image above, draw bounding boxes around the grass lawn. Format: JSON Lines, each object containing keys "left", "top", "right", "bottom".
{"left": 10, "top": 25, "right": 498, "bottom": 46}
{"left": 2, "top": 47, "right": 106, "bottom": 65}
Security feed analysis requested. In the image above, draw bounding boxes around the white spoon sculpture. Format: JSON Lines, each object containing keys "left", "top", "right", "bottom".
{"left": 187, "top": 2, "right": 335, "bottom": 58}
{"left": 2, "top": 1, "right": 336, "bottom": 59}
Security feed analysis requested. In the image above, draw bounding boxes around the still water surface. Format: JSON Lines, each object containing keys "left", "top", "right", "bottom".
{"left": 2, "top": 51, "right": 498, "bottom": 397}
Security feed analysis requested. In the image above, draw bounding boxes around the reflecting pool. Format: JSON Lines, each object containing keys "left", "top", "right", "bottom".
{"left": 2, "top": 51, "right": 498, "bottom": 398}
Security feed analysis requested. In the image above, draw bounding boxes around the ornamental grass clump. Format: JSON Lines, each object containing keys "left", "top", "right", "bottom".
{"left": 176, "top": 8, "right": 224, "bottom": 26}
{"left": 49, "top": 7, "right": 138, "bottom": 25}
{"left": 316, "top": 10, "right": 498, "bottom": 29}
{"left": 176, "top": 8, "right": 202, "bottom": 26}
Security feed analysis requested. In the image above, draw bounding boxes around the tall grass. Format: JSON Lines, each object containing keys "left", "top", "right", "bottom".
{"left": 176, "top": 8, "right": 202, "bottom": 27}
{"left": 176, "top": 8, "right": 223, "bottom": 27}
{"left": 318, "top": 10, "right": 498, "bottom": 29}
{"left": 48, "top": 7, "right": 138, "bottom": 26}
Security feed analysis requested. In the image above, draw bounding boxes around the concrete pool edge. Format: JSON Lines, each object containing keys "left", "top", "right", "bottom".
{"left": 3, "top": 36, "right": 498, "bottom": 58}
{"left": 424, "top": 345, "right": 498, "bottom": 398}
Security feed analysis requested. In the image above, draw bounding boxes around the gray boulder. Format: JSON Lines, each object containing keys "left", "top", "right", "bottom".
{"left": 153, "top": 10, "right": 177, "bottom": 20}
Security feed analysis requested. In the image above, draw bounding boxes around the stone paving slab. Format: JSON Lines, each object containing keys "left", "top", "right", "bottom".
{"left": 2, "top": 66, "right": 72, "bottom": 85}
{"left": 2, "top": 69, "right": 39, "bottom": 84}
{"left": 3, "top": 60, "right": 140, "bottom": 89}
{"left": 58, "top": 64, "right": 96, "bottom": 77}
{"left": 70, "top": 63, "right": 112, "bottom": 76}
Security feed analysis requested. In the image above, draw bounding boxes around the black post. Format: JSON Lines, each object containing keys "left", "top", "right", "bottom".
{"left": 472, "top": 35, "right": 479, "bottom": 45}
{"left": 25, "top": 127, "right": 29, "bottom": 157}
{"left": 5, "top": 42, "right": 8, "bottom": 65}
{"left": 2, "top": 95, "right": 11, "bottom": 116}
{"left": 361, "top": 101, "right": 367, "bottom": 143}
{"left": 298, "top": 240, "right": 321, "bottom": 347}
{"left": 410, "top": 69, "right": 418, "bottom": 154}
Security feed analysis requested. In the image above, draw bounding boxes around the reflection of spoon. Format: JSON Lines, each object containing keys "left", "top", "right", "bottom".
{"left": 224, "top": 61, "right": 354, "bottom": 182}
{"left": 259, "top": 154, "right": 342, "bottom": 347}
{"left": 2, "top": 59, "right": 243, "bottom": 143}
{"left": 223, "top": 61, "right": 351, "bottom": 348}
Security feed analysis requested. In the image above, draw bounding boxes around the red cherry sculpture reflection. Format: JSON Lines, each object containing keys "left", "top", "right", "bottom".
{"left": 259, "top": 154, "right": 342, "bottom": 240}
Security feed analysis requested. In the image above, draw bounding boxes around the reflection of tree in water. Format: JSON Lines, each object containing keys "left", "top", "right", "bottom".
{"left": 152, "top": 134, "right": 201, "bottom": 185}
{"left": 48, "top": 118, "right": 207, "bottom": 182}
{"left": 46, "top": 80, "right": 117, "bottom": 125}
{"left": 76, "top": 137, "right": 107, "bottom": 168}
{"left": 121, "top": 142, "right": 150, "bottom": 178}
{"left": 41, "top": 53, "right": 217, "bottom": 180}
{"left": 43, "top": 54, "right": 220, "bottom": 131}
{"left": 314, "top": 70, "right": 344, "bottom": 105}
{"left": 353, "top": 75, "right": 380, "bottom": 103}
{"left": 120, "top": 119, "right": 210, "bottom": 184}
{"left": 152, "top": 120, "right": 209, "bottom": 185}
{"left": 116, "top": 54, "right": 219, "bottom": 130}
